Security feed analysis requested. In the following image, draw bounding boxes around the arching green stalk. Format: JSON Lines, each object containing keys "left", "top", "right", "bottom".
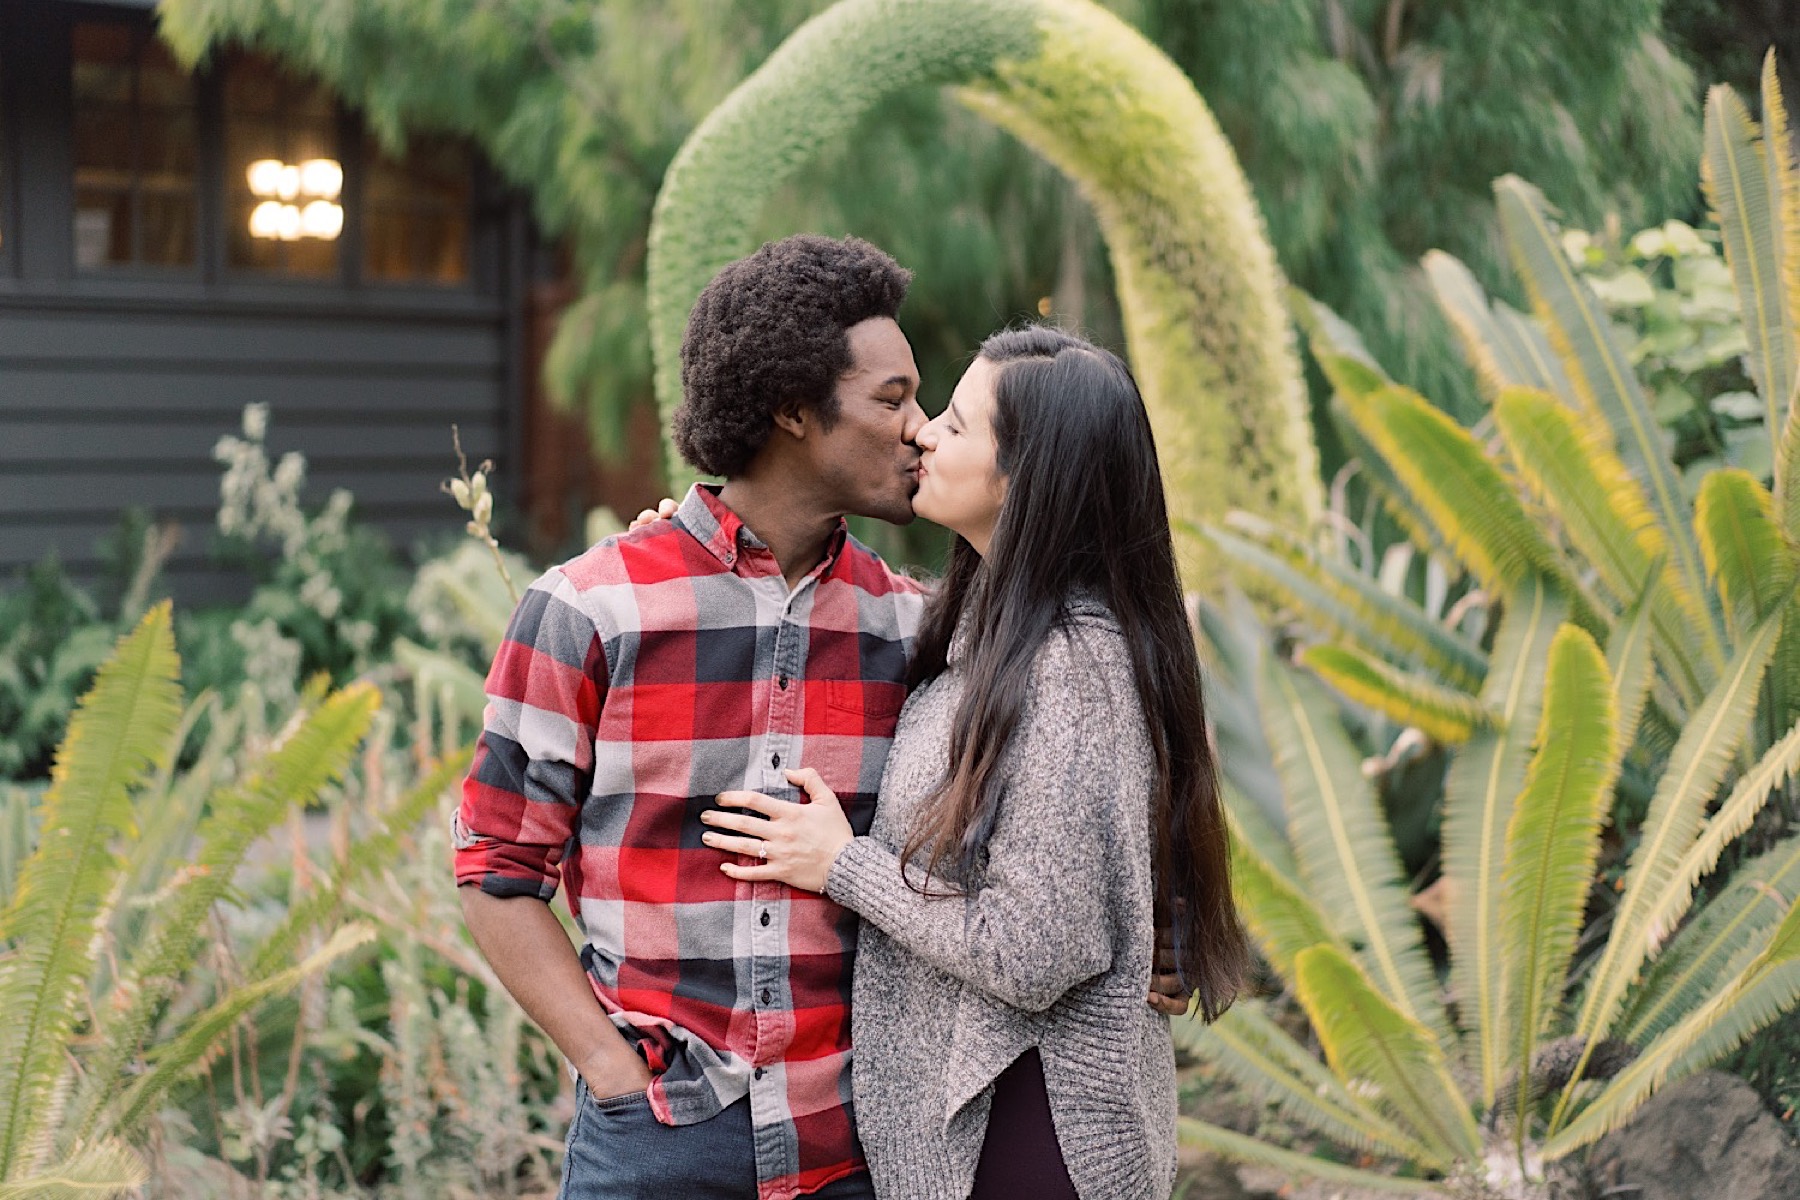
{"left": 648, "top": 0, "right": 1318, "bottom": 582}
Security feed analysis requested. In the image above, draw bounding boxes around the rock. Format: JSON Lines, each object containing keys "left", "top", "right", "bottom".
{"left": 1588, "top": 1069, "right": 1800, "bottom": 1200}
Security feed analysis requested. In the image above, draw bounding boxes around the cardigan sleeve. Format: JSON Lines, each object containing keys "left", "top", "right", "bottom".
{"left": 823, "top": 624, "right": 1141, "bottom": 1012}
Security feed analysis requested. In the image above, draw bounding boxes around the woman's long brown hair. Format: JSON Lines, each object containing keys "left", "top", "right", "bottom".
{"left": 902, "top": 326, "right": 1247, "bottom": 1022}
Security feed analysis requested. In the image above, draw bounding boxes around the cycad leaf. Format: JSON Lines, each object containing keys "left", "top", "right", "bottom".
{"left": 1329, "top": 395, "right": 1455, "bottom": 561}
{"left": 1640, "top": 721, "right": 1800, "bottom": 954}
{"left": 1623, "top": 830, "right": 1800, "bottom": 1045}
{"left": 1176, "top": 1003, "right": 1436, "bottom": 1163}
{"left": 1546, "top": 896, "right": 1800, "bottom": 1157}
{"left": 1444, "top": 576, "right": 1568, "bottom": 1103}
{"left": 1298, "top": 643, "right": 1489, "bottom": 743}
{"left": 1498, "top": 625, "right": 1618, "bottom": 1117}
{"left": 1495, "top": 175, "right": 1724, "bottom": 670}
{"left": 1694, "top": 469, "right": 1795, "bottom": 643}
{"left": 1558, "top": 594, "right": 1791, "bottom": 1126}
{"left": 1259, "top": 656, "right": 1446, "bottom": 1038}
{"left": 1494, "top": 387, "right": 1713, "bottom": 706}
{"left": 1424, "top": 249, "right": 1576, "bottom": 407}
{"left": 65, "top": 684, "right": 381, "bottom": 1147}
{"left": 1293, "top": 944, "right": 1478, "bottom": 1163}
{"left": 1770, "top": 51, "right": 1800, "bottom": 356}
{"left": 110, "top": 922, "right": 375, "bottom": 1135}
{"left": 1704, "top": 83, "right": 1795, "bottom": 437}
{"left": 1228, "top": 813, "right": 1341, "bottom": 980}
{"left": 0, "top": 605, "right": 182, "bottom": 1179}
{"left": 1336, "top": 381, "right": 1564, "bottom": 596}
{"left": 0, "top": 1138, "right": 145, "bottom": 1200}
{"left": 1178, "top": 1118, "right": 1440, "bottom": 1193}
{"left": 1200, "top": 517, "right": 1486, "bottom": 690}
{"left": 1605, "top": 569, "right": 1661, "bottom": 752}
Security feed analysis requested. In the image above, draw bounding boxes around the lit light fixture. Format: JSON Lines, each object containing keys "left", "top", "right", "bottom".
{"left": 246, "top": 157, "right": 343, "bottom": 240}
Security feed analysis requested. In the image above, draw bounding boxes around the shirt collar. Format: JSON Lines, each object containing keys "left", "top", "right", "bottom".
{"left": 674, "top": 484, "right": 851, "bottom": 576}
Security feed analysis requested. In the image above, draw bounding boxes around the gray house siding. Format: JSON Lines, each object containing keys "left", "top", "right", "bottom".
{"left": 0, "top": 294, "right": 510, "bottom": 597}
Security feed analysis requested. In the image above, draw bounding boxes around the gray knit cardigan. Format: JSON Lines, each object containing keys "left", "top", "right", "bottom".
{"left": 823, "top": 601, "right": 1176, "bottom": 1200}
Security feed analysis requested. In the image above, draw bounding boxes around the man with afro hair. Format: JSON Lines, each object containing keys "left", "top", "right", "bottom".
{"left": 456, "top": 234, "right": 927, "bottom": 1200}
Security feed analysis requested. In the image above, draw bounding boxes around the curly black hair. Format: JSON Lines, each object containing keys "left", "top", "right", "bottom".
{"left": 674, "top": 234, "right": 912, "bottom": 477}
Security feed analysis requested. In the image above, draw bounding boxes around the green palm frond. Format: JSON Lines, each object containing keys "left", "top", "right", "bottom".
{"left": 1259, "top": 656, "right": 1446, "bottom": 1038}
{"left": 1336, "top": 381, "right": 1564, "bottom": 596}
{"left": 1547, "top": 896, "right": 1800, "bottom": 1157}
{"left": 244, "top": 752, "right": 469, "bottom": 983}
{"left": 0, "top": 605, "right": 182, "bottom": 1179}
{"left": 64, "top": 684, "right": 380, "bottom": 1148}
{"left": 1200, "top": 517, "right": 1487, "bottom": 690}
{"left": 1227, "top": 813, "right": 1342, "bottom": 979}
{"left": 1622, "top": 831, "right": 1800, "bottom": 1045}
{"left": 1770, "top": 51, "right": 1800, "bottom": 348}
{"left": 1498, "top": 624, "right": 1618, "bottom": 1137}
{"left": 1178, "top": 1118, "right": 1440, "bottom": 1193}
{"left": 1494, "top": 175, "right": 1725, "bottom": 672}
{"left": 1293, "top": 944, "right": 1477, "bottom": 1164}
{"left": 1694, "top": 469, "right": 1795, "bottom": 644}
{"left": 1494, "top": 387, "right": 1712, "bottom": 706}
{"left": 1555, "top": 594, "right": 1791, "bottom": 1132}
{"left": 0, "top": 790, "right": 35, "bottom": 920}
{"left": 1297, "top": 643, "right": 1489, "bottom": 743}
{"left": 1443, "top": 576, "right": 1568, "bottom": 1104}
{"left": 1605, "top": 569, "right": 1661, "bottom": 752}
{"left": 1704, "top": 82, "right": 1795, "bottom": 436}
{"left": 0, "top": 1137, "right": 144, "bottom": 1200}
{"left": 1639, "top": 721, "right": 1800, "bottom": 955}
{"left": 1423, "top": 250, "right": 1575, "bottom": 407}
{"left": 1777, "top": 374, "right": 1800, "bottom": 538}
{"left": 1328, "top": 394, "right": 1455, "bottom": 561}
{"left": 111, "top": 922, "right": 376, "bottom": 1136}
{"left": 1177, "top": 1003, "right": 1434, "bottom": 1162}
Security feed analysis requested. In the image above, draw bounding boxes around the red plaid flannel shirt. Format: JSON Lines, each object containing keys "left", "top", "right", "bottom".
{"left": 454, "top": 485, "right": 924, "bottom": 1200}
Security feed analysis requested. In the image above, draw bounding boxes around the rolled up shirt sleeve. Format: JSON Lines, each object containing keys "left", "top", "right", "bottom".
{"left": 453, "top": 571, "right": 606, "bottom": 899}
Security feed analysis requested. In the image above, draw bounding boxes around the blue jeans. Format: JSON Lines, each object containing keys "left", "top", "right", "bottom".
{"left": 557, "top": 1079, "right": 875, "bottom": 1200}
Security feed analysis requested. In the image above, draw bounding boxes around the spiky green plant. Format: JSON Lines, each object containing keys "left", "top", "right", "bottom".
{"left": 0, "top": 605, "right": 463, "bottom": 1197}
{"left": 1187, "top": 53, "right": 1800, "bottom": 1195}
{"left": 647, "top": 0, "right": 1319, "bottom": 581}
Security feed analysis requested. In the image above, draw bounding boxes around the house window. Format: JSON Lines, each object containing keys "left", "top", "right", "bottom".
{"left": 71, "top": 21, "right": 199, "bottom": 271}
{"left": 363, "top": 133, "right": 472, "bottom": 286}
{"left": 223, "top": 55, "right": 340, "bottom": 279}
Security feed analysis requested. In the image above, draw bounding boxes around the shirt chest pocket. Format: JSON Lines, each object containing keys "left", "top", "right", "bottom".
{"left": 823, "top": 680, "right": 906, "bottom": 735}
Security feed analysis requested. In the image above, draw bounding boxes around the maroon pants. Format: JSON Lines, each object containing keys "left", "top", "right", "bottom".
{"left": 968, "top": 1048, "right": 1079, "bottom": 1200}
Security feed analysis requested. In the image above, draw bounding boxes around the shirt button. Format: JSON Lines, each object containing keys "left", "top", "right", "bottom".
{"left": 759, "top": 988, "right": 771, "bottom": 1004}
{"left": 754, "top": 1067, "right": 765, "bottom": 1080}
{"left": 760, "top": 910, "right": 771, "bottom": 927}
{"left": 771, "top": 753, "right": 781, "bottom": 769}
{"left": 778, "top": 675, "right": 788, "bottom": 689}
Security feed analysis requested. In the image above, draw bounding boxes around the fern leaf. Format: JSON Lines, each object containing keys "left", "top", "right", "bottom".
{"left": 1178, "top": 1118, "right": 1440, "bottom": 1193}
{"left": 1293, "top": 944, "right": 1478, "bottom": 1163}
{"left": 1298, "top": 643, "right": 1490, "bottom": 743}
{"left": 1444, "top": 576, "right": 1568, "bottom": 1104}
{"left": 0, "top": 605, "right": 182, "bottom": 1179}
{"left": 1424, "top": 250, "right": 1576, "bottom": 407}
{"left": 1494, "top": 387, "right": 1713, "bottom": 706}
{"left": 64, "top": 684, "right": 380, "bottom": 1149}
{"left": 1694, "top": 469, "right": 1795, "bottom": 644}
{"left": 1498, "top": 625, "right": 1618, "bottom": 1130}
{"left": 243, "top": 752, "right": 468, "bottom": 984}
{"left": 1556, "top": 594, "right": 1792, "bottom": 1130}
{"left": 0, "top": 1137, "right": 145, "bottom": 1200}
{"left": 110, "top": 922, "right": 375, "bottom": 1135}
{"left": 1494, "top": 175, "right": 1725, "bottom": 672}
{"left": 1546, "top": 895, "right": 1800, "bottom": 1157}
{"left": 1177, "top": 1003, "right": 1437, "bottom": 1163}
{"left": 1623, "top": 831, "right": 1800, "bottom": 1044}
{"left": 1336, "top": 381, "right": 1564, "bottom": 596}
{"left": 1199, "top": 517, "right": 1487, "bottom": 690}
{"left": 1259, "top": 657, "right": 1447, "bottom": 1038}
{"left": 1706, "top": 83, "right": 1797, "bottom": 438}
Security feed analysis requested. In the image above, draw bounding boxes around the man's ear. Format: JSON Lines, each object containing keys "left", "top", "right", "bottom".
{"left": 771, "top": 400, "right": 809, "bottom": 440}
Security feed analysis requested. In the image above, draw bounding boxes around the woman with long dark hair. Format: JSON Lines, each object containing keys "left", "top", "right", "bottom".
{"left": 701, "top": 326, "right": 1247, "bottom": 1199}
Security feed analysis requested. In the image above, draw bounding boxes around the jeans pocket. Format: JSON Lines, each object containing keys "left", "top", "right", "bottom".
{"left": 587, "top": 1085, "right": 652, "bottom": 1116}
